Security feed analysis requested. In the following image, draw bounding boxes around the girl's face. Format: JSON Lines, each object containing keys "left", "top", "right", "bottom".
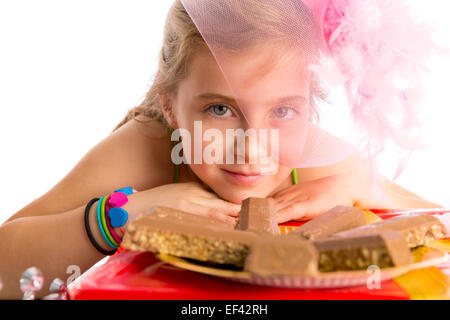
{"left": 168, "top": 46, "right": 312, "bottom": 204}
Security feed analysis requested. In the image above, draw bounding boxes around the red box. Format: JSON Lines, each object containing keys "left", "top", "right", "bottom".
{"left": 70, "top": 209, "right": 450, "bottom": 300}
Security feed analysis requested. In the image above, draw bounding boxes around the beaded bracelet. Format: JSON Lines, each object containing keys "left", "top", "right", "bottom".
{"left": 84, "top": 198, "right": 117, "bottom": 256}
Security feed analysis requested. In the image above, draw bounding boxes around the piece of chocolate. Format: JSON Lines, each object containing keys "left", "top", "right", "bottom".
{"left": 235, "top": 198, "right": 279, "bottom": 235}
{"left": 245, "top": 230, "right": 413, "bottom": 276}
{"left": 333, "top": 213, "right": 447, "bottom": 248}
{"left": 122, "top": 206, "right": 258, "bottom": 267}
{"left": 287, "top": 206, "right": 368, "bottom": 240}
{"left": 313, "top": 230, "right": 414, "bottom": 272}
{"left": 244, "top": 235, "right": 319, "bottom": 277}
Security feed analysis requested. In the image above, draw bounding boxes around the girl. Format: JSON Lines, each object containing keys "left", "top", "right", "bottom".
{"left": 0, "top": 0, "right": 442, "bottom": 299}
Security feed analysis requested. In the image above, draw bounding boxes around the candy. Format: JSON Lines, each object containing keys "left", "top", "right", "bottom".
{"left": 245, "top": 230, "right": 414, "bottom": 276}
{"left": 334, "top": 213, "right": 447, "bottom": 248}
{"left": 236, "top": 198, "right": 278, "bottom": 235}
{"left": 244, "top": 235, "right": 319, "bottom": 277}
{"left": 122, "top": 206, "right": 258, "bottom": 267}
{"left": 288, "top": 206, "right": 368, "bottom": 240}
{"left": 122, "top": 202, "right": 420, "bottom": 276}
{"left": 313, "top": 230, "right": 414, "bottom": 272}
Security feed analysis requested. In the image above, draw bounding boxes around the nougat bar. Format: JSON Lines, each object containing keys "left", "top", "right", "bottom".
{"left": 122, "top": 206, "right": 258, "bottom": 267}
{"left": 235, "top": 198, "right": 279, "bottom": 235}
{"left": 313, "top": 230, "right": 414, "bottom": 272}
{"left": 244, "top": 235, "right": 319, "bottom": 277}
{"left": 288, "top": 206, "right": 368, "bottom": 240}
{"left": 334, "top": 213, "right": 447, "bottom": 248}
{"left": 245, "top": 231, "right": 413, "bottom": 277}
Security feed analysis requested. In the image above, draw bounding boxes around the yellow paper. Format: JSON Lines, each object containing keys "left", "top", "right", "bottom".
{"left": 393, "top": 243, "right": 450, "bottom": 300}
{"left": 394, "top": 266, "right": 450, "bottom": 300}
{"left": 426, "top": 238, "right": 450, "bottom": 253}
{"left": 363, "top": 209, "right": 383, "bottom": 224}
{"left": 278, "top": 226, "right": 297, "bottom": 235}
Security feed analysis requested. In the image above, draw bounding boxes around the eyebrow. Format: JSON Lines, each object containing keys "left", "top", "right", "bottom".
{"left": 194, "top": 93, "right": 308, "bottom": 105}
{"left": 194, "top": 93, "right": 236, "bottom": 103}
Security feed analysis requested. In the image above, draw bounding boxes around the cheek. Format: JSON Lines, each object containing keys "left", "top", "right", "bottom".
{"left": 175, "top": 109, "right": 195, "bottom": 128}
{"left": 189, "top": 163, "right": 217, "bottom": 180}
{"left": 268, "top": 164, "right": 291, "bottom": 182}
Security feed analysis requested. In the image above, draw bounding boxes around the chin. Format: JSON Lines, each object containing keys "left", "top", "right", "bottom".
{"left": 190, "top": 166, "right": 283, "bottom": 203}
{"left": 213, "top": 186, "right": 272, "bottom": 204}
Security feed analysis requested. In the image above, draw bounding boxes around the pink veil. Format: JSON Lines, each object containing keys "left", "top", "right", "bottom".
{"left": 179, "top": 0, "right": 437, "bottom": 206}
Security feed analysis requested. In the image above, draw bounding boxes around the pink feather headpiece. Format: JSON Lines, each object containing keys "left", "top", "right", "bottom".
{"left": 305, "top": 0, "right": 435, "bottom": 180}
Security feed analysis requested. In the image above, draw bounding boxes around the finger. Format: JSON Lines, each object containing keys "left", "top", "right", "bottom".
{"left": 208, "top": 199, "right": 242, "bottom": 217}
{"left": 271, "top": 187, "right": 291, "bottom": 199}
{"left": 192, "top": 197, "right": 241, "bottom": 217}
{"left": 273, "top": 192, "right": 311, "bottom": 212}
{"left": 186, "top": 202, "right": 238, "bottom": 226}
{"left": 272, "top": 184, "right": 304, "bottom": 199}
{"left": 276, "top": 203, "right": 309, "bottom": 224}
{"left": 273, "top": 196, "right": 295, "bottom": 212}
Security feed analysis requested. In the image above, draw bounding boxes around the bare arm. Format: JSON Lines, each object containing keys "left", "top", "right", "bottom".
{"left": 0, "top": 117, "right": 172, "bottom": 298}
{"left": 363, "top": 175, "right": 445, "bottom": 209}
{"left": 0, "top": 116, "right": 242, "bottom": 299}
{"left": 296, "top": 151, "right": 444, "bottom": 210}
{"left": 0, "top": 202, "right": 107, "bottom": 299}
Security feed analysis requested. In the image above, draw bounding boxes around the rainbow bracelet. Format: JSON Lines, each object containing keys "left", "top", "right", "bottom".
{"left": 96, "top": 196, "right": 118, "bottom": 249}
{"left": 104, "top": 194, "right": 123, "bottom": 244}
{"left": 100, "top": 195, "right": 119, "bottom": 247}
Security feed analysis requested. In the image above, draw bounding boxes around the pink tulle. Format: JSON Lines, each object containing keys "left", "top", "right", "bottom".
{"left": 181, "top": 0, "right": 439, "bottom": 183}
{"left": 306, "top": 0, "right": 436, "bottom": 181}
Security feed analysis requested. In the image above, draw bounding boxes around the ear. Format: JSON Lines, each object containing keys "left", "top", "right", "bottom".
{"left": 159, "top": 93, "right": 178, "bottom": 129}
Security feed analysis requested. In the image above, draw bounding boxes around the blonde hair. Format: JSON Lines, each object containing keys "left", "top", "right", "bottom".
{"left": 113, "top": 0, "right": 327, "bottom": 132}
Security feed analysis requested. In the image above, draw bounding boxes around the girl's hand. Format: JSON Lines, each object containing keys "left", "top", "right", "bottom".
{"left": 124, "top": 182, "right": 241, "bottom": 226}
{"left": 271, "top": 174, "right": 359, "bottom": 224}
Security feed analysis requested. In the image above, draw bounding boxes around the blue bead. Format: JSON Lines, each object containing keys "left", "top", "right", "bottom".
{"left": 114, "top": 187, "right": 133, "bottom": 195}
{"left": 108, "top": 207, "right": 128, "bottom": 228}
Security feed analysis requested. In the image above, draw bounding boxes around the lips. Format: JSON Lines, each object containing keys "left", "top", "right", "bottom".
{"left": 221, "top": 169, "right": 265, "bottom": 186}
{"left": 222, "top": 169, "right": 261, "bottom": 176}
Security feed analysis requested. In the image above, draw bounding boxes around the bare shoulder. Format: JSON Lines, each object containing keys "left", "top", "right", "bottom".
{"left": 5, "top": 115, "right": 174, "bottom": 223}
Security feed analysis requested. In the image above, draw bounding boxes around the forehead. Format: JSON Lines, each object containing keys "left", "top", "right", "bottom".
{"left": 179, "top": 45, "right": 311, "bottom": 104}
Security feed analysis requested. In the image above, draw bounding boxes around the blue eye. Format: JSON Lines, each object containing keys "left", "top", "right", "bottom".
{"left": 272, "top": 106, "right": 297, "bottom": 120}
{"left": 207, "top": 104, "right": 233, "bottom": 118}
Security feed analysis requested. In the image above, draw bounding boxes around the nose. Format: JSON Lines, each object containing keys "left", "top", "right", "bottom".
{"left": 233, "top": 132, "right": 253, "bottom": 164}
{"left": 231, "top": 128, "right": 271, "bottom": 165}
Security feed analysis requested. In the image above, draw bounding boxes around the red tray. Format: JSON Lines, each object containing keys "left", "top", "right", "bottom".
{"left": 70, "top": 208, "right": 450, "bottom": 300}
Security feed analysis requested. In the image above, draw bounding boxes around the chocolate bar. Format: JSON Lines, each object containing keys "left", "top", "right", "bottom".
{"left": 244, "top": 235, "right": 319, "bottom": 277}
{"left": 313, "top": 230, "right": 414, "bottom": 272}
{"left": 121, "top": 206, "right": 258, "bottom": 267}
{"left": 245, "top": 230, "right": 413, "bottom": 276}
{"left": 235, "top": 198, "right": 279, "bottom": 234}
{"left": 288, "top": 206, "right": 368, "bottom": 240}
{"left": 333, "top": 213, "right": 447, "bottom": 248}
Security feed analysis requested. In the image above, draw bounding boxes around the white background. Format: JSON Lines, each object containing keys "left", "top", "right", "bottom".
{"left": 0, "top": 0, "right": 449, "bottom": 224}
